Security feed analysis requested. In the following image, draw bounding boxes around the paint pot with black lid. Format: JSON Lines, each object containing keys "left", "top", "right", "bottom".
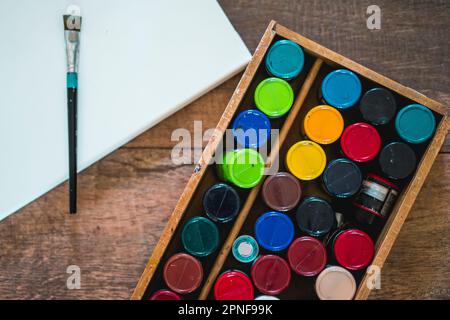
{"left": 322, "top": 158, "right": 362, "bottom": 198}
{"left": 359, "top": 88, "right": 397, "bottom": 125}
{"left": 295, "top": 196, "right": 336, "bottom": 238}
{"left": 379, "top": 142, "right": 417, "bottom": 179}
{"left": 353, "top": 173, "right": 399, "bottom": 225}
{"left": 203, "top": 183, "right": 240, "bottom": 223}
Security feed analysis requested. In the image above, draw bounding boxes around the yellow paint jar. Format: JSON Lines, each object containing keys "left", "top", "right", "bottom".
{"left": 286, "top": 140, "right": 326, "bottom": 180}
{"left": 303, "top": 105, "right": 344, "bottom": 144}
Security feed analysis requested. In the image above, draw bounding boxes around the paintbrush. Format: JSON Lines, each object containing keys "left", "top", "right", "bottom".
{"left": 63, "top": 5, "right": 82, "bottom": 214}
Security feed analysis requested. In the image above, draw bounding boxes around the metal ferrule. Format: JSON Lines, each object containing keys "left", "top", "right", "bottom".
{"left": 65, "top": 30, "right": 80, "bottom": 73}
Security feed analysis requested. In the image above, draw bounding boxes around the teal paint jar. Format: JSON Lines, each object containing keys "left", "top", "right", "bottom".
{"left": 181, "top": 216, "right": 219, "bottom": 257}
{"left": 395, "top": 104, "right": 436, "bottom": 144}
{"left": 232, "top": 235, "right": 259, "bottom": 263}
{"left": 265, "top": 39, "right": 305, "bottom": 80}
{"left": 321, "top": 69, "right": 362, "bottom": 109}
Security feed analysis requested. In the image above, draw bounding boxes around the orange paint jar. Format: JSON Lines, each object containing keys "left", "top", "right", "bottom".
{"left": 303, "top": 105, "right": 344, "bottom": 144}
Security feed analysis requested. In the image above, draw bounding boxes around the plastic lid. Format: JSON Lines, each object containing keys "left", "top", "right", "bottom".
{"left": 333, "top": 229, "right": 374, "bottom": 270}
{"left": 340, "top": 122, "right": 381, "bottom": 162}
{"left": 149, "top": 289, "right": 182, "bottom": 300}
{"left": 254, "top": 295, "right": 280, "bottom": 300}
{"left": 232, "top": 235, "right": 259, "bottom": 263}
{"left": 255, "top": 211, "right": 294, "bottom": 251}
{"left": 296, "top": 197, "right": 335, "bottom": 237}
{"left": 203, "top": 183, "right": 240, "bottom": 223}
{"left": 286, "top": 140, "right": 326, "bottom": 180}
{"left": 181, "top": 216, "right": 219, "bottom": 257}
{"left": 232, "top": 109, "right": 271, "bottom": 148}
{"left": 251, "top": 255, "right": 291, "bottom": 295}
{"left": 214, "top": 270, "right": 254, "bottom": 300}
{"left": 255, "top": 78, "right": 294, "bottom": 118}
{"left": 262, "top": 172, "right": 302, "bottom": 211}
{"left": 321, "top": 69, "right": 362, "bottom": 109}
{"left": 304, "top": 105, "right": 344, "bottom": 144}
{"left": 379, "top": 142, "right": 416, "bottom": 179}
{"left": 287, "top": 236, "right": 327, "bottom": 276}
{"left": 395, "top": 104, "right": 436, "bottom": 144}
{"left": 359, "top": 88, "right": 397, "bottom": 125}
{"left": 322, "top": 158, "right": 362, "bottom": 198}
{"left": 265, "top": 39, "right": 305, "bottom": 80}
{"left": 229, "top": 149, "right": 265, "bottom": 189}
{"left": 315, "top": 266, "right": 356, "bottom": 300}
{"left": 163, "top": 253, "right": 203, "bottom": 294}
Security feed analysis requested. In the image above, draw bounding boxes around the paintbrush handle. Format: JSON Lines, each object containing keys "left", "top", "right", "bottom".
{"left": 67, "top": 73, "right": 77, "bottom": 213}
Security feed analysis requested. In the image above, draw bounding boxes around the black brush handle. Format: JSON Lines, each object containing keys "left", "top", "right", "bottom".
{"left": 67, "top": 85, "right": 77, "bottom": 214}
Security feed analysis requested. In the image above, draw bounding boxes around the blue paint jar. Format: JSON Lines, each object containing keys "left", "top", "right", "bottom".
{"left": 321, "top": 69, "right": 362, "bottom": 109}
{"left": 232, "top": 109, "right": 271, "bottom": 148}
{"left": 322, "top": 158, "right": 362, "bottom": 198}
{"left": 395, "top": 104, "right": 436, "bottom": 144}
{"left": 255, "top": 211, "right": 294, "bottom": 251}
{"left": 265, "top": 39, "right": 305, "bottom": 80}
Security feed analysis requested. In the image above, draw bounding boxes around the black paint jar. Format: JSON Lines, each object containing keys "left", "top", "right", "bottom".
{"left": 203, "top": 183, "right": 240, "bottom": 223}
{"left": 359, "top": 88, "right": 397, "bottom": 125}
{"left": 379, "top": 142, "right": 417, "bottom": 179}
{"left": 322, "top": 158, "right": 362, "bottom": 198}
{"left": 295, "top": 197, "right": 336, "bottom": 238}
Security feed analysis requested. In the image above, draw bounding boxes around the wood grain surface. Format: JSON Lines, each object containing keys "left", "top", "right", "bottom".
{"left": 0, "top": 0, "right": 448, "bottom": 299}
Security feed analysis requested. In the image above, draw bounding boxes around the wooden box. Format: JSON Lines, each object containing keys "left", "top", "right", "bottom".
{"left": 131, "top": 21, "right": 449, "bottom": 300}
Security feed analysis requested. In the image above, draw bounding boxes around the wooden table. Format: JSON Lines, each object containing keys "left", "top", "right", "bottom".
{"left": 0, "top": 0, "right": 448, "bottom": 299}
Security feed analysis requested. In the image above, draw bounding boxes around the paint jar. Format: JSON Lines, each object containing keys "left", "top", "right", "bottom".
{"left": 163, "top": 253, "right": 203, "bottom": 294}
{"left": 265, "top": 39, "right": 305, "bottom": 80}
{"left": 303, "top": 105, "right": 344, "bottom": 144}
{"left": 203, "top": 183, "right": 240, "bottom": 223}
{"left": 262, "top": 172, "right": 301, "bottom": 211}
{"left": 254, "top": 295, "right": 280, "bottom": 300}
{"left": 214, "top": 270, "right": 254, "bottom": 300}
{"left": 149, "top": 289, "right": 182, "bottom": 300}
{"left": 232, "top": 235, "right": 259, "bottom": 263}
{"left": 254, "top": 211, "right": 294, "bottom": 251}
{"left": 359, "top": 88, "right": 397, "bottom": 125}
{"left": 322, "top": 158, "right": 362, "bottom": 198}
{"left": 395, "top": 104, "right": 436, "bottom": 144}
{"left": 181, "top": 216, "right": 219, "bottom": 257}
{"left": 295, "top": 197, "right": 336, "bottom": 237}
{"left": 320, "top": 69, "right": 362, "bottom": 109}
{"left": 286, "top": 140, "right": 326, "bottom": 180}
{"left": 254, "top": 77, "right": 294, "bottom": 118}
{"left": 340, "top": 122, "right": 381, "bottom": 162}
{"left": 216, "top": 149, "right": 265, "bottom": 189}
{"left": 251, "top": 255, "right": 291, "bottom": 295}
{"left": 315, "top": 266, "right": 356, "bottom": 300}
{"left": 379, "top": 142, "right": 417, "bottom": 179}
{"left": 287, "top": 236, "right": 327, "bottom": 276}
{"left": 232, "top": 109, "right": 271, "bottom": 148}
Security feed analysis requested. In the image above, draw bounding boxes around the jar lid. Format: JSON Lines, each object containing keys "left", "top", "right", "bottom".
{"left": 296, "top": 197, "right": 335, "bottom": 237}
{"left": 286, "top": 140, "right": 326, "bottom": 180}
{"left": 340, "top": 122, "right": 381, "bottom": 162}
{"left": 254, "top": 295, "right": 280, "bottom": 300}
{"left": 287, "top": 236, "right": 327, "bottom": 276}
{"left": 322, "top": 158, "right": 362, "bottom": 198}
{"left": 379, "top": 142, "right": 417, "bottom": 179}
{"left": 395, "top": 104, "right": 436, "bottom": 144}
{"left": 359, "top": 88, "right": 397, "bottom": 125}
{"left": 367, "top": 173, "right": 399, "bottom": 190}
{"left": 333, "top": 229, "right": 374, "bottom": 270}
{"left": 214, "top": 270, "right": 254, "bottom": 300}
{"left": 181, "top": 216, "right": 219, "bottom": 257}
{"left": 251, "top": 255, "right": 291, "bottom": 295}
{"left": 149, "top": 289, "right": 182, "bottom": 300}
{"left": 163, "top": 253, "right": 203, "bottom": 294}
{"left": 228, "top": 149, "right": 265, "bottom": 189}
{"left": 203, "top": 183, "right": 240, "bottom": 223}
{"left": 265, "top": 39, "right": 305, "bottom": 80}
{"left": 304, "top": 105, "right": 344, "bottom": 144}
{"left": 262, "top": 172, "right": 302, "bottom": 211}
{"left": 321, "top": 69, "right": 362, "bottom": 109}
{"left": 255, "top": 211, "right": 294, "bottom": 251}
{"left": 255, "top": 77, "right": 294, "bottom": 118}
{"left": 232, "top": 109, "right": 271, "bottom": 148}
{"left": 232, "top": 235, "right": 259, "bottom": 263}
{"left": 315, "top": 266, "right": 356, "bottom": 300}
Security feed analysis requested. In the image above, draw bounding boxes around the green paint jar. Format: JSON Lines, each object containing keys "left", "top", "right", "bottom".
{"left": 254, "top": 77, "right": 294, "bottom": 118}
{"left": 181, "top": 216, "right": 219, "bottom": 257}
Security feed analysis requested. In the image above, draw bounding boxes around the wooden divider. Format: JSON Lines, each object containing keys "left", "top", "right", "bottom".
{"left": 198, "top": 58, "right": 324, "bottom": 300}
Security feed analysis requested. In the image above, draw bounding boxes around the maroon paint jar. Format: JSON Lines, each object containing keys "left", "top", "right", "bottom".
{"left": 287, "top": 236, "right": 327, "bottom": 276}
{"left": 163, "top": 253, "right": 203, "bottom": 294}
{"left": 262, "top": 172, "right": 302, "bottom": 211}
{"left": 149, "top": 289, "right": 182, "bottom": 300}
{"left": 251, "top": 255, "right": 291, "bottom": 295}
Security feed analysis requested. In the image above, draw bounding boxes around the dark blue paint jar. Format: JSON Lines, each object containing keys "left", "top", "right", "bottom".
{"left": 232, "top": 109, "right": 271, "bottom": 148}
{"left": 379, "top": 142, "right": 417, "bottom": 180}
{"left": 265, "top": 39, "right": 305, "bottom": 80}
{"left": 203, "top": 183, "right": 240, "bottom": 223}
{"left": 255, "top": 211, "right": 294, "bottom": 251}
{"left": 295, "top": 197, "right": 336, "bottom": 237}
{"left": 322, "top": 158, "right": 362, "bottom": 198}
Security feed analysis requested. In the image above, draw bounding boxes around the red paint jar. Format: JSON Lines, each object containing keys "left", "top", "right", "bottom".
{"left": 251, "top": 255, "right": 291, "bottom": 295}
{"left": 340, "top": 122, "right": 381, "bottom": 162}
{"left": 149, "top": 289, "right": 182, "bottom": 300}
{"left": 332, "top": 229, "right": 374, "bottom": 270}
{"left": 287, "top": 237, "right": 327, "bottom": 276}
{"left": 214, "top": 270, "right": 254, "bottom": 300}
{"left": 163, "top": 253, "right": 203, "bottom": 294}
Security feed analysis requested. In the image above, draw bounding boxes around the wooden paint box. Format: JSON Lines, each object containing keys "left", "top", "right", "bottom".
{"left": 131, "top": 21, "right": 449, "bottom": 300}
